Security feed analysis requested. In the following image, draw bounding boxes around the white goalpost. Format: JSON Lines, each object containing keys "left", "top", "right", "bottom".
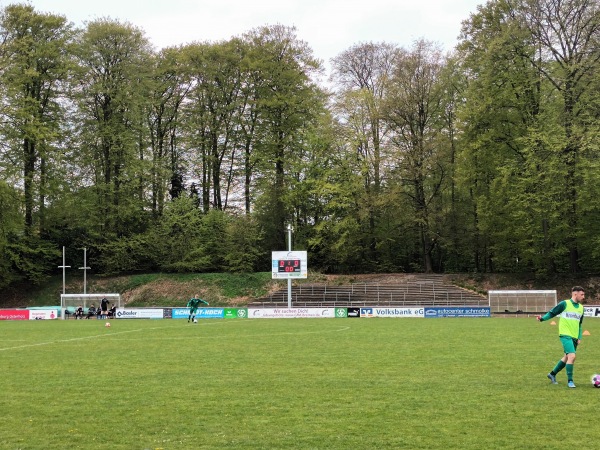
{"left": 60, "top": 293, "right": 121, "bottom": 319}
{"left": 488, "top": 290, "right": 557, "bottom": 313}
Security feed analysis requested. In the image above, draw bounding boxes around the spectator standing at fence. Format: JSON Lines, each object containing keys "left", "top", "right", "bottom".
{"left": 537, "top": 286, "right": 585, "bottom": 388}
{"left": 100, "top": 297, "right": 109, "bottom": 318}
{"left": 108, "top": 304, "right": 116, "bottom": 319}
{"left": 187, "top": 295, "right": 209, "bottom": 322}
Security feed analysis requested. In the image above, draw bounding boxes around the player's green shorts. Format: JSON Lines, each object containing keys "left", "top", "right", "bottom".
{"left": 560, "top": 335, "right": 578, "bottom": 354}
{"left": 189, "top": 308, "right": 198, "bottom": 314}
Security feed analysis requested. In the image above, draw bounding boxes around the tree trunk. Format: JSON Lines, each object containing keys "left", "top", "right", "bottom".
{"left": 23, "top": 138, "right": 36, "bottom": 234}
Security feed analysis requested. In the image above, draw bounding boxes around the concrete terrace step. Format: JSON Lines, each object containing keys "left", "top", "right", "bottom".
{"left": 251, "top": 274, "right": 487, "bottom": 308}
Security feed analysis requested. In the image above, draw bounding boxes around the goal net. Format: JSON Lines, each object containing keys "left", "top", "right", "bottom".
{"left": 488, "top": 290, "right": 556, "bottom": 313}
{"left": 60, "top": 293, "right": 121, "bottom": 319}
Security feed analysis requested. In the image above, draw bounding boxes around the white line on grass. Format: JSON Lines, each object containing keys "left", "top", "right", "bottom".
{"left": 0, "top": 327, "right": 152, "bottom": 352}
{"left": 0, "top": 322, "right": 351, "bottom": 349}
{"left": 0, "top": 321, "right": 238, "bottom": 351}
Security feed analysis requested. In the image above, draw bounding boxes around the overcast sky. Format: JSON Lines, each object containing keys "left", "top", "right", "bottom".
{"left": 13, "top": 0, "right": 483, "bottom": 68}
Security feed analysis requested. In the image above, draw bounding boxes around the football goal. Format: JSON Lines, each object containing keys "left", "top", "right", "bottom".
{"left": 488, "top": 290, "right": 556, "bottom": 313}
{"left": 60, "top": 293, "right": 121, "bottom": 319}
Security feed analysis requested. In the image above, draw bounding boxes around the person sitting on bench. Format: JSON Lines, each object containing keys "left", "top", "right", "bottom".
{"left": 86, "top": 304, "right": 96, "bottom": 319}
{"left": 74, "top": 306, "right": 84, "bottom": 319}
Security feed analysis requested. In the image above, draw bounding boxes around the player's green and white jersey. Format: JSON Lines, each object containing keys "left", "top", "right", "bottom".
{"left": 541, "top": 299, "right": 584, "bottom": 339}
{"left": 187, "top": 298, "right": 208, "bottom": 309}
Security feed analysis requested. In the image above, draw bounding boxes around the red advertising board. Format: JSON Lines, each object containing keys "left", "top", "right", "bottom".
{"left": 0, "top": 309, "right": 30, "bottom": 320}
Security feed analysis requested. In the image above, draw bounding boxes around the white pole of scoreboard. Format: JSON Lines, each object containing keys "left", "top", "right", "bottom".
{"left": 287, "top": 224, "right": 292, "bottom": 308}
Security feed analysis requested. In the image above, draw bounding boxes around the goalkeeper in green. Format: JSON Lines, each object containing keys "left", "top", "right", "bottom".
{"left": 536, "top": 286, "right": 585, "bottom": 388}
{"left": 187, "top": 295, "right": 209, "bottom": 322}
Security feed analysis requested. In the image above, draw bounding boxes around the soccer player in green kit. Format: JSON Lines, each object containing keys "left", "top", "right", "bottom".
{"left": 187, "top": 295, "right": 209, "bottom": 322}
{"left": 536, "top": 286, "right": 585, "bottom": 388}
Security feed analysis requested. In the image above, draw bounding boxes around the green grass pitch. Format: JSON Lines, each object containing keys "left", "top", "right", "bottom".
{"left": 1, "top": 317, "right": 599, "bottom": 449}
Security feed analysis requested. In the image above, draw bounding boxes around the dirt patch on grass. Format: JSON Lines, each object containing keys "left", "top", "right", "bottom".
{"left": 123, "top": 280, "right": 212, "bottom": 305}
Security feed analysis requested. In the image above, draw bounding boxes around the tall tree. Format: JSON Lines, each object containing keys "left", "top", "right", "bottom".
{"left": 511, "top": 0, "right": 600, "bottom": 272}
{"left": 434, "top": 56, "right": 472, "bottom": 272}
{"left": 458, "top": 0, "right": 600, "bottom": 274}
{"left": 0, "top": 4, "right": 73, "bottom": 235}
{"left": 330, "top": 42, "right": 397, "bottom": 263}
{"left": 457, "top": 0, "right": 549, "bottom": 272}
{"left": 147, "top": 46, "right": 190, "bottom": 216}
{"left": 182, "top": 39, "right": 245, "bottom": 212}
{"left": 305, "top": 119, "right": 375, "bottom": 272}
{"left": 383, "top": 40, "right": 448, "bottom": 273}
{"left": 331, "top": 42, "right": 397, "bottom": 192}
{"left": 73, "top": 18, "right": 152, "bottom": 237}
{"left": 243, "top": 25, "right": 323, "bottom": 251}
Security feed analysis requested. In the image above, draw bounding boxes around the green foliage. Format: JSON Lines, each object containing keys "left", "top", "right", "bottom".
{"left": 0, "top": 182, "right": 21, "bottom": 288}
{"left": 382, "top": 40, "right": 451, "bottom": 273}
{"left": 196, "top": 209, "right": 229, "bottom": 270}
{"left": 153, "top": 195, "right": 203, "bottom": 271}
{"left": 72, "top": 17, "right": 153, "bottom": 237}
{"left": 5, "top": 234, "right": 60, "bottom": 285}
{"left": 245, "top": 25, "right": 324, "bottom": 252}
{"left": 0, "top": 4, "right": 74, "bottom": 234}
{"left": 5, "top": 2, "right": 600, "bottom": 286}
{"left": 96, "top": 233, "right": 159, "bottom": 275}
{"left": 457, "top": 0, "right": 600, "bottom": 274}
{"left": 224, "top": 215, "right": 263, "bottom": 272}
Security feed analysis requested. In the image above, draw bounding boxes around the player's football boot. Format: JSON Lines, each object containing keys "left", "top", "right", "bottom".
{"left": 567, "top": 380, "right": 576, "bottom": 388}
{"left": 547, "top": 373, "right": 557, "bottom": 384}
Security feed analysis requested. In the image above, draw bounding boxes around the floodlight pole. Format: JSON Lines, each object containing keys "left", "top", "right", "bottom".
{"left": 78, "top": 247, "right": 91, "bottom": 294}
{"left": 57, "top": 246, "right": 71, "bottom": 294}
{"left": 287, "top": 224, "right": 293, "bottom": 308}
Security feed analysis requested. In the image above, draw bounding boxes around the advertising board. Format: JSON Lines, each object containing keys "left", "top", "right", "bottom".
{"left": 248, "top": 308, "right": 335, "bottom": 318}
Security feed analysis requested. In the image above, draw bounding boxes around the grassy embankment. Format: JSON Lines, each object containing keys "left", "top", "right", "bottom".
{"left": 3, "top": 271, "right": 600, "bottom": 308}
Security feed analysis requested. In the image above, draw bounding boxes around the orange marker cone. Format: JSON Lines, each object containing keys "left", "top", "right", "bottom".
{"left": 583, "top": 330, "right": 591, "bottom": 336}
{"left": 550, "top": 321, "right": 557, "bottom": 325}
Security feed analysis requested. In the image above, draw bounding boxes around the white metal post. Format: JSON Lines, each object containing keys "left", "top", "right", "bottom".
{"left": 78, "top": 248, "right": 91, "bottom": 294}
{"left": 58, "top": 246, "right": 71, "bottom": 319}
{"left": 287, "top": 224, "right": 292, "bottom": 308}
{"left": 57, "top": 246, "right": 70, "bottom": 295}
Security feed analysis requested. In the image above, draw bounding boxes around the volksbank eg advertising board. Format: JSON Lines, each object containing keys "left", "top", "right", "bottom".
{"left": 358, "top": 307, "right": 491, "bottom": 318}
{"left": 359, "top": 307, "right": 425, "bottom": 318}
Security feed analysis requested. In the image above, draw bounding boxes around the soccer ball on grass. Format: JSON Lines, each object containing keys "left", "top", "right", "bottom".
{"left": 592, "top": 374, "right": 600, "bottom": 388}
{"left": 105, "top": 322, "right": 111, "bottom": 328}
{"left": 193, "top": 319, "right": 198, "bottom": 323}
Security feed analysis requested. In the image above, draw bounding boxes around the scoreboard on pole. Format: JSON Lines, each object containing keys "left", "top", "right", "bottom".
{"left": 271, "top": 251, "right": 308, "bottom": 279}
